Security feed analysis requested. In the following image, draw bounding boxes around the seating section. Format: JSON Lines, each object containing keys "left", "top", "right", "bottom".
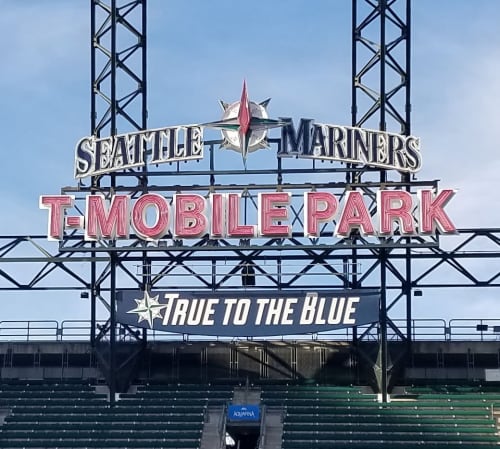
{"left": 1, "top": 381, "right": 499, "bottom": 448}
{"left": 0, "top": 381, "right": 233, "bottom": 448}
{"left": 261, "top": 384, "right": 500, "bottom": 449}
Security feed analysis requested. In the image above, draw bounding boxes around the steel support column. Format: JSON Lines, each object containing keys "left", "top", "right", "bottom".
{"left": 352, "top": 0, "right": 411, "bottom": 400}
{"left": 90, "top": 0, "right": 147, "bottom": 402}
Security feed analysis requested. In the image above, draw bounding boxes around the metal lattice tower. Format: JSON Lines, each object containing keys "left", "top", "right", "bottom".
{"left": 91, "top": 0, "right": 147, "bottom": 139}
{"left": 352, "top": 0, "right": 410, "bottom": 135}
{"left": 352, "top": 0, "right": 411, "bottom": 401}
{"left": 88, "top": 0, "right": 147, "bottom": 402}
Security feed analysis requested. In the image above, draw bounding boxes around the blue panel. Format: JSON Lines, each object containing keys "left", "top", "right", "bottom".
{"left": 228, "top": 405, "right": 260, "bottom": 421}
{"left": 116, "top": 289, "right": 380, "bottom": 337}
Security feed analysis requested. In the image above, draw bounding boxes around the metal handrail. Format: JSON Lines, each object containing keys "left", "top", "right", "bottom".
{"left": 0, "top": 318, "right": 499, "bottom": 342}
{"left": 257, "top": 404, "right": 267, "bottom": 449}
{"left": 0, "top": 320, "right": 58, "bottom": 341}
{"left": 449, "top": 319, "right": 500, "bottom": 341}
{"left": 61, "top": 320, "right": 107, "bottom": 340}
{"left": 219, "top": 403, "right": 227, "bottom": 449}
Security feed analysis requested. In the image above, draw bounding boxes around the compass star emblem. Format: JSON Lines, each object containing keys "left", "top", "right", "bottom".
{"left": 127, "top": 291, "right": 166, "bottom": 329}
{"left": 203, "top": 81, "right": 287, "bottom": 162}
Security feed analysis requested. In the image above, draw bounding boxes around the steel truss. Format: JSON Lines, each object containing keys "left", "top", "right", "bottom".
{"left": 87, "top": 0, "right": 148, "bottom": 401}
{"left": 352, "top": 0, "right": 411, "bottom": 400}
{"left": 1, "top": 1, "right": 498, "bottom": 401}
{"left": 0, "top": 229, "right": 497, "bottom": 291}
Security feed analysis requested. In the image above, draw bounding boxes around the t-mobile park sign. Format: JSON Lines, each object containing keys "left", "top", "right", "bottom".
{"left": 116, "top": 289, "right": 379, "bottom": 336}
{"left": 39, "top": 189, "right": 457, "bottom": 241}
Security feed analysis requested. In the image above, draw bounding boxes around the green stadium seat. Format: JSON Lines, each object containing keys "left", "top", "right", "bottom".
{"left": 0, "top": 381, "right": 231, "bottom": 449}
{"left": 261, "top": 384, "right": 500, "bottom": 449}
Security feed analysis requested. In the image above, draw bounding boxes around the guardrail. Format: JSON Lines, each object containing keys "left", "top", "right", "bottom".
{"left": 448, "top": 319, "right": 500, "bottom": 341}
{"left": 0, "top": 321, "right": 59, "bottom": 341}
{"left": 0, "top": 318, "right": 499, "bottom": 342}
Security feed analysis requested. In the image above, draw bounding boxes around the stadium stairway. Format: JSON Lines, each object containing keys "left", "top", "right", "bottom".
{"left": 261, "top": 384, "right": 500, "bottom": 449}
{"left": 0, "top": 380, "right": 233, "bottom": 449}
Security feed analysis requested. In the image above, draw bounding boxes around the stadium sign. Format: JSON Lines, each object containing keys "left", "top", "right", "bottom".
{"left": 41, "top": 84, "right": 456, "bottom": 242}
{"left": 116, "top": 290, "right": 380, "bottom": 337}
{"left": 39, "top": 189, "right": 457, "bottom": 241}
{"left": 73, "top": 82, "right": 422, "bottom": 178}
{"left": 228, "top": 405, "right": 260, "bottom": 422}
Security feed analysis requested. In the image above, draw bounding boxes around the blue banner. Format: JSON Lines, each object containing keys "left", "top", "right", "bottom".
{"left": 116, "top": 289, "right": 379, "bottom": 337}
{"left": 228, "top": 405, "right": 260, "bottom": 421}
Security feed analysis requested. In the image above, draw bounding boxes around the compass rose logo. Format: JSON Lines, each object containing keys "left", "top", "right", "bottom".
{"left": 203, "top": 81, "right": 287, "bottom": 163}
{"left": 126, "top": 290, "right": 166, "bottom": 329}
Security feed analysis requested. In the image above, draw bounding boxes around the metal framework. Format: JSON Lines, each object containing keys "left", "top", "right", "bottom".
{"left": 87, "top": 0, "right": 148, "bottom": 401}
{"left": 352, "top": 0, "right": 411, "bottom": 401}
{"left": 0, "top": 0, "right": 499, "bottom": 403}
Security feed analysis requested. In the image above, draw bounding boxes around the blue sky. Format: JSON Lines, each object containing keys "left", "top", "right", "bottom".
{"left": 0, "top": 1, "right": 499, "bottom": 334}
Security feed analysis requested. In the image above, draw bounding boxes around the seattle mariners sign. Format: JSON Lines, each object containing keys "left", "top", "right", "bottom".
{"left": 73, "top": 82, "right": 421, "bottom": 178}
{"left": 116, "top": 290, "right": 380, "bottom": 337}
